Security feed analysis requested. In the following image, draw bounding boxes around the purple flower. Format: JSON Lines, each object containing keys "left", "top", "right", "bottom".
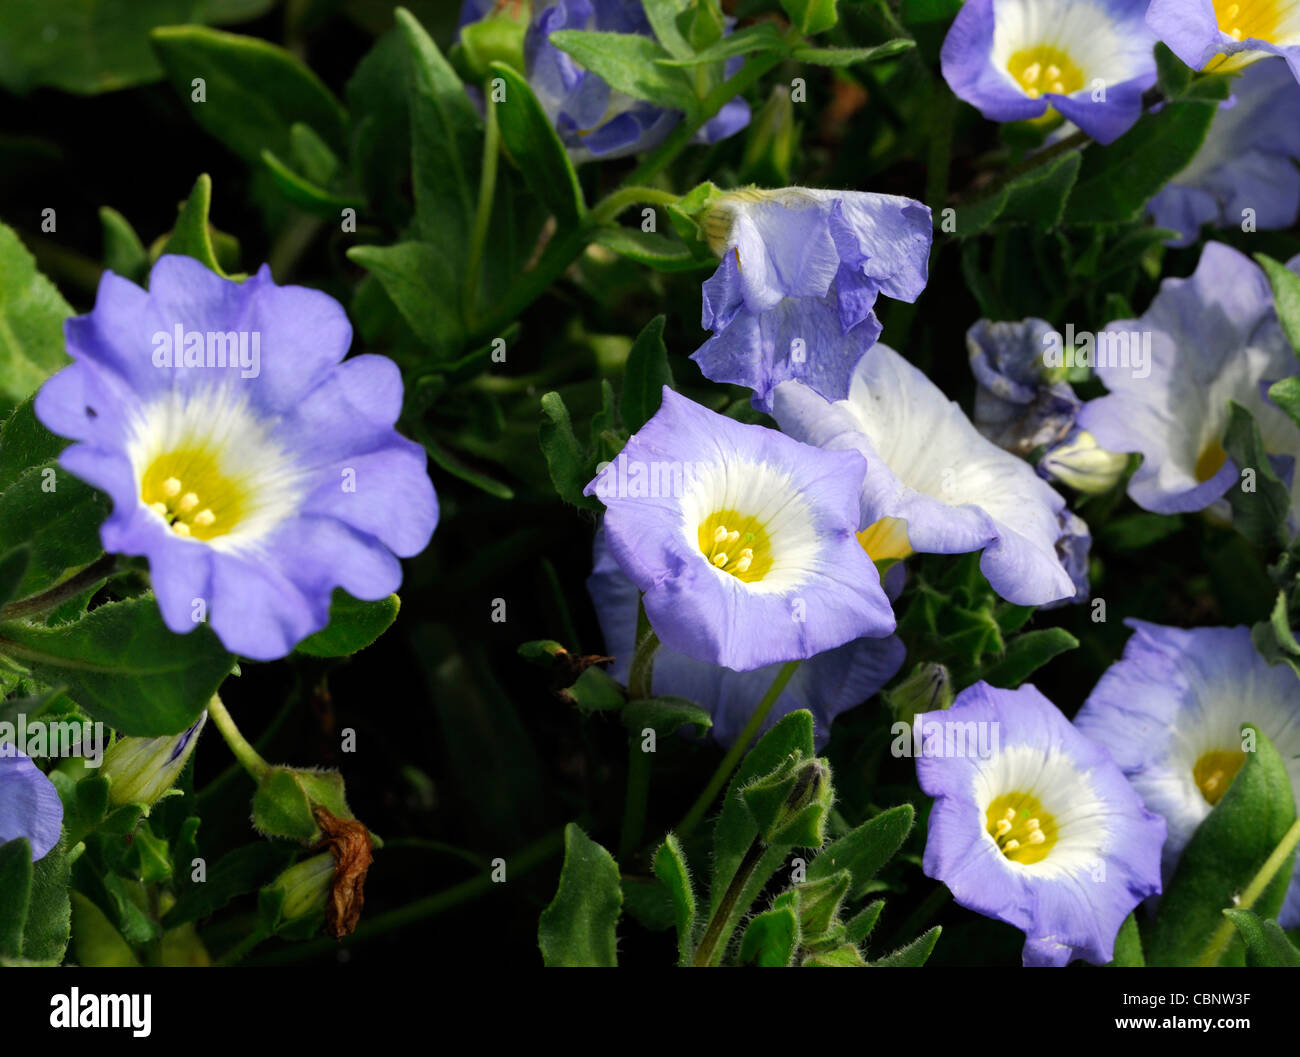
{"left": 941, "top": 0, "right": 1157, "bottom": 144}
{"left": 460, "top": 0, "right": 750, "bottom": 162}
{"left": 1077, "top": 242, "right": 1300, "bottom": 520}
{"left": 968, "top": 317, "right": 1081, "bottom": 456}
{"left": 0, "top": 748, "right": 63, "bottom": 861}
{"left": 584, "top": 388, "right": 895, "bottom": 672}
{"left": 916, "top": 682, "right": 1165, "bottom": 966}
{"left": 34, "top": 256, "right": 438, "bottom": 661}
{"left": 1147, "top": 0, "right": 1300, "bottom": 81}
{"left": 691, "top": 188, "right": 933, "bottom": 412}
{"left": 1075, "top": 621, "right": 1300, "bottom": 926}
{"left": 587, "top": 529, "right": 905, "bottom": 747}
{"left": 1148, "top": 58, "right": 1300, "bottom": 246}
{"left": 772, "top": 344, "right": 1079, "bottom": 606}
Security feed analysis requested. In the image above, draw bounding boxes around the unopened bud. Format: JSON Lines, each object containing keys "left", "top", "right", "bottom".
{"left": 102, "top": 712, "right": 206, "bottom": 809}
{"left": 1039, "top": 430, "right": 1127, "bottom": 493}
{"left": 884, "top": 664, "right": 952, "bottom": 726}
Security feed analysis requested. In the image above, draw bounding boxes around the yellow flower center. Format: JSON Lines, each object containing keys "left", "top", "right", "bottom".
{"left": 858, "top": 516, "right": 913, "bottom": 563}
{"left": 1193, "top": 748, "right": 1246, "bottom": 805}
{"left": 1195, "top": 440, "right": 1228, "bottom": 483}
{"left": 697, "top": 509, "right": 772, "bottom": 582}
{"left": 1007, "top": 46, "right": 1084, "bottom": 99}
{"left": 141, "top": 448, "right": 247, "bottom": 541}
{"left": 1213, "top": 0, "right": 1280, "bottom": 42}
{"left": 986, "top": 792, "right": 1059, "bottom": 865}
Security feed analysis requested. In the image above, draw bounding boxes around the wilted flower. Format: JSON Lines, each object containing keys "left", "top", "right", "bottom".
{"left": 1148, "top": 57, "right": 1300, "bottom": 245}
{"left": 941, "top": 0, "right": 1157, "bottom": 144}
{"left": 691, "top": 187, "right": 932, "bottom": 411}
{"left": 773, "top": 344, "right": 1079, "bottom": 606}
{"left": 102, "top": 712, "right": 207, "bottom": 808}
{"left": 34, "top": 256, "right": 438, "bottom": 661}
{"left": 588, "top": 529, "right": 905, "bottom": 747}
{"left": 459, "top": 0, "right": 750, "bottom": 162}
{"left": 1147, "top": 0, "right": 1300, "bottom": 80}
{"left": 1075, "top": 620, "right": 1300, "bottom": 926}
{"left": 0, "top": 748, "right": 63, "bottom": 861}
{"left": 916, "top": 682, "right": 1165, "bottom": 966}
{"left": 584, "top": 388, "right": 895, "bottom": 672}
{"left": 1077, "top": 242, "right": 1300, "bottom": 520}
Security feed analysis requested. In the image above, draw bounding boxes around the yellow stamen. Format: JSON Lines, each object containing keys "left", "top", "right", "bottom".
{"left": 698, "top": 510, "right": 772, "bottom": 583}
{"left": 1193, "top": 748, "right": 1246, "bottom": 805}
{"left": 985, "top": 792, "right": 1059, "bottom": 865}
{"left": 1007, "top": 46, "right": 1084, "bottom": 98}
{"left": 141, "top": 447, "right": 247, "bottom": 541}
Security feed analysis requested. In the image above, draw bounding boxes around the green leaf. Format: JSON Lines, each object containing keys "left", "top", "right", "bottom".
{"left": 548, "top": 31, "right": 698, "bottom": 114}
{"left": 295, "top": 590, "right": 400, "bottom": 658}
{"left": 623, "top": 695, "right": 712, "bottom": 736}
{"left": 621, "top": 316, "right": 674, "bottom": 433}
{"left": 807, "top": 803, "right": 914, "bottom": 898}
{"left": 491, "top": 63, "right": 585, "bottom": 226}
{"left": 1223, "top": 400, "right": 1291, "bottom": 548}
{"left": 1255, "top": 253, "right": 1300, "bottom": 359}
{"left": 150, "top": 25, "right": 347, "bottom": 164}
{"left": 1065, "top": 100, "right": 1217, "bottom": 224}
{"left": 1269, "top": 377, "right": 1300, "bottom": 431}
{"left": 1149, "top": 727, "right": 1297, "bottom": 966}
{"left": 870, "top": 925, "right": 941, "bottom": 966}
{"left": 955, "top": 150, "right": 1082, "bottom": 236}
{"left": 538, "top": 823, "right": 623, "bottom": 967}
{"left": 159, "top": 173, "right": 230, "bottom": 276}
{"left": 0, "top": 221, "right": 73, "bottom": 411}
{"left": 0, "top": 839, "right": 33, "bottom": 958}
{"left": 1252, "top": 590, "right": 1300, "bottom": 678}
{"left": 260, "top": 149, "right": 363, "bottom": 217}
{"left": 539, "top": 391, "right": 601, "bottom": 510}
{"left": 981, "top": 628, "right": 1079, "bottom": 688}
{"left": 739, "top": 904, "right": 800, "bottom": 966}
{"left": 1107, "top": 913, "right": 1145, "bottom": 966}
{"left": 844, "top": 899, "right": 884, "bottom": 944}
{"left": 560, "top": 666, "right": 626, "bottom": 712}
{"left": 346, "top": 242, "right": 466, "bottom": 354}
{"left": 791, "top": 40, "right": 916, "bottom": 67}
{"left": 1224, "top": 908, "right": 1300, "bottom": 966}
{"left": 0, "top": 596, "right": 234, "bottom": 736}
{"left": 658, "top": 23, "right": 788, "bottom": 66}
{"left": 0, "top": 547, "right": 30, "bottom": 609}
{"left": 780, "top": 0, "right": 839, "bottom": 35}
{"left": 418, "top": 432, "right": 515, "bottom": 500}
{"left": 69, "top": 891, "right": 140, "bottom": 967}
{"left": 592, "top": 226, "right": 711, "bottom": 272}
{"left": 251, "top": 767, "right": 351, "bottom": 843}
{"left": 398, "top": 7, "right": 483, "bottom": 255}
{"left": 653, "top": 834, "right": 697, "bottom": 966}
{"left": 165, "top": 841, "right": 297, "bottom": 927}
{"left": 99, "top": 207, "right": 149, "bottom": 284}
{"left": 19, "top": 836, "right": 70, "bottom": 964}
{"left": 643, "top": 0, "right": 693, "bottom": 60}
{"left": 1154, "top": 42, "right": 1193, "bottom": 99}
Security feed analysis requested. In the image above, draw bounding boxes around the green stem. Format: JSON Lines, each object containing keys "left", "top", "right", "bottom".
{"left": 206, "top": 693, "right": 271, "bottom": 781}
{"left": 925, "top": 88, "right": 955, "bottom": 211}
{"left": 463, "top": 91, "right": 502, "bottom": 329}
{"left": 590, "top": 186, "right": 682, "bottom": 226}
{"left": 619, "top": 607, "right": 659, "bottom": 860}
{"left": 676, "top": 659, "right": 801, "bottom": 840}
{"left": 1196, "top": 815, "right": 1300, "bottom": 966}
{"left": 0, "top": 555, "right": 117, "bottom": 622}
{"left": 627, "top": 604, "right": 659, "bottom": 700}
{"left": 692, "top": 836, "right": 766, "bottom": 966}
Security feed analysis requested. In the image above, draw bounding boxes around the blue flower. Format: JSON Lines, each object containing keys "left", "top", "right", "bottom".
{"left": 1075, "top": 620, "right": 1300, "bottom": 926}
{"left": 691, "top": 187, "right": 932, "bottom": 412}
{"left": 0, "top": 748, "right": 63, "bottom": 861}
{"left": 1148, "top": 58, "right": 1300, "bottom": 245}
{"left": 916, "top": 682, "right": 1165, "bottom": 966}
{"left": 587, "top": 529, "right": 905, "bottom": 748}
{"left": 1077, "top": 242, "right": 1300, "bottom": 520}
{"left": 460, "top": 0, "right": 750, "bottom": 162}
{"left": 584, "top": 388, "right": 895, "bottom": 672}
{"left": 1147, "top": 0, "right": 1300, "bottom": 81}
{"left": 34, "top": 256, "right": 438, "bottom": 661}
{"left": 941, "top": 0, "right": 1157, "bottom": 144}
{"left": 773, "top": 344, "right": 1079, "bottom": 606}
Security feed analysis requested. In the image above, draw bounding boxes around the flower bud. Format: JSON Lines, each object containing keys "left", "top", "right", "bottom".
{"left": 1038, "top": 430, "right": 1128, "bottom": 494}
{"left": 454, "top": 0, "right": 531, "bottom": 81}
{"left": 741, "top": 86, "right": 798, "bottom": 186}
{"left": 742, "top": 755, "right": 833, "bottom": 847}
{"left": 102, "top": 712, "right": 206, "bottom": 810}
{"left": 261, "top": 853, "right": 334, "bottom": 934}
{"left": 884, "top": 663, "right": 952, "bottom": 726}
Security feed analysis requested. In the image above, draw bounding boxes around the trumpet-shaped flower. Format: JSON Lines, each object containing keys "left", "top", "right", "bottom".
{"left": 1075, "top": 620, "right": 1300, "bottom": 926}
{"left": 1076, "top": 242, "right": 1300, "bottom": 520}
{"left": 459, "top": 0, "right": 749, "bottom": 162}
{"left": 691, "top": 188, "right": 932, "bottom": 412}
{"left": 1148, "top": 58, "right": 1300, "bottom": 245}
{"left": 584, "top": 388, "right": 895, "bottom": 672}
{"left": 587, "top": 529, "right": 905, "bottom": 747}
{"left": 916, "top": 682, "right": 1165, "bottom": 966}
{"left": 941, "top": 0, "right": 1157, "bottom": 144}
{"left": 1147, "top": 0, "right": 1300, "bottom": 80}
{"left": 772, "top": 344, "right": 1078, "bottom": 606}
{"left": 0, "top": 748, "right": 63, "bottom": 861}
{"left": 34, "top": 256, "right": 438, "bottom": 661}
